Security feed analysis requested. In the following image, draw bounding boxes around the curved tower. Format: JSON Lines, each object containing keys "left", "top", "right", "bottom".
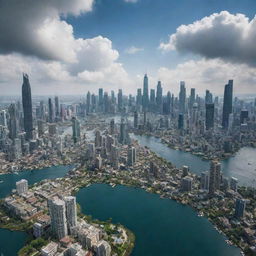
{"left": 22, "top": 73, "right": 33, "bottom": 140}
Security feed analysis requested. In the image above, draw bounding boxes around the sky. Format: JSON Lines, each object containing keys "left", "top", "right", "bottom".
{"left": 0, "top": 0, "right": 256, "bottom": 96}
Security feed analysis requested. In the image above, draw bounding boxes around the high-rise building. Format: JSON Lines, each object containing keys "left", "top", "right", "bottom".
{"left": 156, "top": 81, "right": 163, "bottom": 112}
{"left": 110, "top": 145, "right": 119, "bottom": 169}
{"left": 178, "top": 113, "right": 184, "bottom": 130}
{"left": 37, "top": 120, "right": 45, "bottom": 137}
{"left": 96, "top": 240, "right": 111, "bottom": 256}
{"left": 200, "top": 171, "right": 209, "bottom": 190}
{"left": 240, "top": 109, "right": 249, "bottom": 124}
{"left": 0, "top": 110, "right": 7, "bottom": 127}
{"left": 118, "top": 89, "right": 123, "bottom": 112}
{"left": 189, "top": 88, "right": 195, "bottom": 111}
{"left": 48, "top": 98, "right": 54, "bottom": 123}
{"left": 205, "top": 103, "right": 214, "bottom": 130}
{"left": 64, "top": 196, "right": 77, "bottom": 233}
{"left": 230, "top": 177, "right": 238, "bottom": 192}
{"left": 134, "top": 111, "right": 138, "bottom": 128}
{"left": 234, "top": 198, "right": 246, "bottom": 219}
{"left": 119, "top": 118, "right": 129, "bottom": 144}
{"left": 136, "top": 88, "right": 142, "bottom": 106}
{"left": 49, "top": 198, "right": 68, "bottom": 239}
{"left": 143, "top": 74, "right": 149, "bottom": 110}
{"left": 179, "top": 81, "right": 186, "bottom": 114}
{"left": 99, "top": 88, "right": 103, "bottom": 111}
{"left": 110, "top": 119, "right": 115, "bottom": 134}
{"left": 16, "top": 179, "right": 28, "bottom": 195}
{"left": 209, "top": 161, "right": 221, "bottom": 195}
{"left": 22, "top": 74, "right": 33, "bottom": 140}
{"left": 86, "top": 91, "right": 91, "bottom": 114}
{"left": 8, "top": 104, "right": 18, "bottom": 140}
{"left": 222, "top": 80, "right": 233, "bottom": 129}
{"left": 127, "top": 147, "right": 136, "bottom": 166}
{"left": 205, "top": 90, "right": 213, "bottom": 104}
{"left": 54, "top": 96, "right": 59, "bottom": 119}
{"left": 181, "top": 176, "right": 193, "bottom": 192}
{"left": 150, "top": 89, "right": 155, "bottom": 111}
{"left": 72, "top": 117, "right": 81, "bottom": 143}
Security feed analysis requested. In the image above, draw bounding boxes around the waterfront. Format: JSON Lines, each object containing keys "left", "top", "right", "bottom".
{"left": 77, "top": 183, "right": 241, "bottom": 256}
{"left": 0, "top": 165, "right": 73, "bottom": 199}
{"left": 0, "top": 165, "right": 73, "bottom": 255}
{"left": 131, "top": 134, "right": 256, "bottom": 187}
{"left": 0, "top": 135, "right": 255, "bottom": 255}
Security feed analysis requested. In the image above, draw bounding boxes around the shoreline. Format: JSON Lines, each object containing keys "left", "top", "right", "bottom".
{"left": 132, "top": 130, "right": 256, "bottom": 162}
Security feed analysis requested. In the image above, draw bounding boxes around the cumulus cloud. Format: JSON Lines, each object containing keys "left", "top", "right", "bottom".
{"left": 125, "top": 46, "right": 144, "bottom": 54}
{"left": 160, "top": 11, "right": 256, "bottom": 67}
{"left": 0, "top": 0, "right": 134, "bottom": 94}
{"left": 0, "top": 0, "right": 94, "bottom": 62}
{"left": 157, "top": 58, "right": 256, "bottom": 95}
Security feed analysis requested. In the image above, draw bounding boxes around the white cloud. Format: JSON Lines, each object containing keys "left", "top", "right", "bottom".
{"left": 0, "top": 0, "right": 94, "bottom": 61}
{"left": 157, "top": 58, "right": 256, "bottom": 95}
{"left": 160, "top": 11, "right": 256, "bottom": 67}
{"left": 0, "top": 0, "right": 135, "bottom": 95}
{"left": 125, "top": 46, "right": 144, "bottom": 54}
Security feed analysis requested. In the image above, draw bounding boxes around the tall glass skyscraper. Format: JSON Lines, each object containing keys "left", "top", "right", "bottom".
{"left": 143, "top": 74, "right": 149, "bottom": 110}
{"left": 22, "top": 73, "right": 33, "bottom": 140}
{"left": 222, "top": 80, "right": 233, "bottom": 129}
{"left": 179, "top": 81, "right": 186, "bottom": 114}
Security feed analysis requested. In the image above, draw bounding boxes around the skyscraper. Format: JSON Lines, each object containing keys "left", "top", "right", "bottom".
{"left": 178, "top": 113, "right": 184, "bottom": 130}
{"left": 205, "top": 103, "right": 214, "bottom": 130}
{"left": 179, "top": 81, "right": 186, "bottom": 114}
{"left": 118, "top": 89, "right": 123, "bottom": 112}
{"left": 22, "top": 74, "right": 33, "bottom": 140}
{"left": 127, "top": 146, "right": 136, "bottom": 166}
{"left": 0, "top": 110, "right": 7, "bottom": 127}
{"left": 143, "top": 74, "right": 149, "bottom": 110}
{"left": 136, "top": 88, "right": 142, "bottom": 106}
{"left": 54, "top": 96, "right": 59, "bottom": 119}
{"left": 64, "top": 196, "right": 77, "bottom": 233}
{"left": 72, "top": 117, "right": 81, "bottom": 143}
{"left": 150, "top": 89, "right": 155, "bottom": 111}
{"left": 205, "top": 90, "right": 213, "bottom": 104}
{"left": 156, "top": 81, "right": 163, "bottom": 112}
{"left": 222, "top": 80, "right": 233, "bottom": 129}
{"left": 209, "top": 161, "right": 221, "bottom": 195}
{"left": 86, "top": 91, "right": 91, "bottom": 114}
{"left": 189, "top": 88, "right": 195, "bottom": 111}
{"left": 8, "top": 104, "right": 18, "bottom": 140}
{"left": 99, "top": 88, "right": 103, "bottom": 111}
{"left": 235, "top": 198, "right": 246, "bottom": 219}
{"left": 49, "top": 198, "right": 68, "bottom": 239}
{"left": 134, "top": 111, "right": 138, "bottom": 128}
{"left": 48, "top": 98, "right": 54, "bottom": 123}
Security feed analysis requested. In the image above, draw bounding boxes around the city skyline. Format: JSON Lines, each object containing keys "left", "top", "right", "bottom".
{"left": 0, "top": 0, "right": 256, "bottom": 96}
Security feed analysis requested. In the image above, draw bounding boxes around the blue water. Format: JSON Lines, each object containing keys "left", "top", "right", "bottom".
{"left": 0, "top": 165, "right": 73, "bottom": 256}
{"left": 77, "top": 184, "right": 241, "bottom": 256}
{"left": 131, "top": 134, "right": 256, "bottom": 187}
{"left": 0, "top": 229, "right": 27, "bottom": 256}
{"left": 0, "top": 165, "right": 73, "bottom": 199}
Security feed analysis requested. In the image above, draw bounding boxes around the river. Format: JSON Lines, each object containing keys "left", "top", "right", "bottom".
{"left": 130, "top": 134, "right": 256, "bottom": 187}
